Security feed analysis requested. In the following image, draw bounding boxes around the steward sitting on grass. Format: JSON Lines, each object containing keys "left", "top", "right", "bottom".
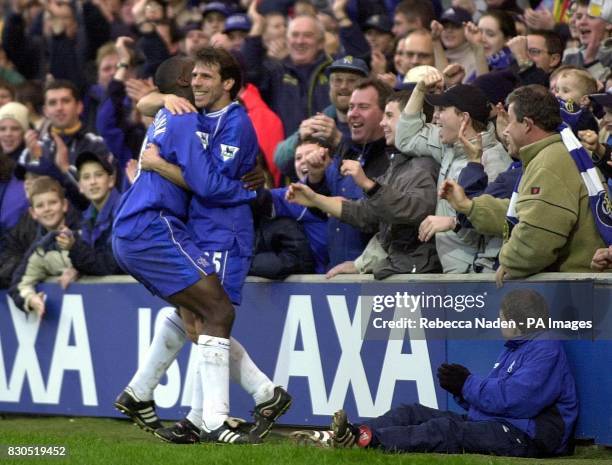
{"left": 293, "top": 289, "right": 578, "bottom": 458}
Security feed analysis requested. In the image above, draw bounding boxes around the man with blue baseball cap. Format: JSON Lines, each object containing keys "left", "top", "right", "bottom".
{"left": 327, "top": 55, "right": 369, "bottom": 76}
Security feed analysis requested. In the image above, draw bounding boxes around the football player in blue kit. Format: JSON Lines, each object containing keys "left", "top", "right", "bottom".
{"left": 112, "top": 50, "right": 290, "bottom": 444}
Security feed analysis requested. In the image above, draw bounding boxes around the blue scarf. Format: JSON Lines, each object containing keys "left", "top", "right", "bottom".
{"left": 506, "top": 125, "right": 612, "bottom": 245}
{"left": 487, "top": 47, "right": 513, "bottom": 71}
{"left": 557, "top": 97, "right": 584, "bottom": 134}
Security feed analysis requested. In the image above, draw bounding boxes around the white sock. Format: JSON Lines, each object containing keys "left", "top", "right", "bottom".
{"left": 198, "top": 335, "right": 230, "bottom": 432}
{"left": 230, "top": 337, "right": 275, "bottom": 405}
{"left": 186, "top": 364, "right": 203, "bottom": 428}
{"left": 128, "top": 310, "right": 186, "bottom": 401}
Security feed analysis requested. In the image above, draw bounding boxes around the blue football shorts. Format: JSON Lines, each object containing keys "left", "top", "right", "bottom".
{"left": 201, "top": 248, "right": 251, "bottom": 305}
{"left": 112, "top": 212, "right": 216, "bottom": 298}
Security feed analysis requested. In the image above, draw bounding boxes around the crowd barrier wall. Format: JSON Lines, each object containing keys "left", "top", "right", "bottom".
{"left": 0, "top": 273, "right": 610, "bottom": 445}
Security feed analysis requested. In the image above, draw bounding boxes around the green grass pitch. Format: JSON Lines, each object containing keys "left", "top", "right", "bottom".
{"left": 0, "top": 416, "right": 610, "bottom": 465}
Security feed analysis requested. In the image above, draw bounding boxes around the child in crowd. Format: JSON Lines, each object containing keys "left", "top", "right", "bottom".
{"left": 55, "top": 151, "right": 124, "bottom": 275}
{"left": 9, "top": 176, "right": 77, "bottom": 317}
{"left": 553, "top": 67, "right": 599, "bottom": 133}
{"left": 227, "top": 136, "right": 331, "bottom": 278}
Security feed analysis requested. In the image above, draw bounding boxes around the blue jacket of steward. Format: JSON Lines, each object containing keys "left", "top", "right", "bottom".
{"left": 462, "top": 334, "right": 578, "bottom": 455}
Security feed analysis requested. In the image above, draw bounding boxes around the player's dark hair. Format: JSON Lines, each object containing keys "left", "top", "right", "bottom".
{"left": 195, "top": 47, "right": 242, "bottom": 100}
{"left": 154, "top": 56, "right": 195, "bottom": 103}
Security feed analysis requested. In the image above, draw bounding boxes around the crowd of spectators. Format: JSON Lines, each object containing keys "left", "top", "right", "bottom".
{"left": 1, "top": 0, "right": 612, "bottom": 307}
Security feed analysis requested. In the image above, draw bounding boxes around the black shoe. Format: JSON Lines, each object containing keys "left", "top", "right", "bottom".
{"left": 114, "top": 388, "right": 163, "bottom": 433}
{"left": 331, "top": 409, "right": 357, "bottom": 448}
{"left": 200, "top": 421, "right": 261, "bottom": 445}
{"left": 154, "top": 418, "right": 201, "bottom": 444}
{"left": 250, "top": 386, "right": 292, "bottom": 439}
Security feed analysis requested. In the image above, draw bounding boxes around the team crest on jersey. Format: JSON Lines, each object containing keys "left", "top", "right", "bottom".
{"left": 220, "top": 144, "right": 239, "bottom": 161}
{"left": 196, "top": 131, "right": 209, "bottom": 150}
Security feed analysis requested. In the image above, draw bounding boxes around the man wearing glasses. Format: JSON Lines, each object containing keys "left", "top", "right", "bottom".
{"left": 401, "top": 29, "right": 435, "bottom": 72}
{"left": 508, "top": 30, "right": 563, "bottom": 76}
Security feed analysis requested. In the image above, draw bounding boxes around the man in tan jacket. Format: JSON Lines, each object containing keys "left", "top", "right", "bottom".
{"left": 440, "top": 85, "right": 607, "bottom": 285}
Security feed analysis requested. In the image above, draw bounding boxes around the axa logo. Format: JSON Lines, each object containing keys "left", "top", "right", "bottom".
{"left": 220, "top": 144, "right": 239, "bottom": 161}
{"left": 196, "top": 131, "right": 209, "bottom": 150}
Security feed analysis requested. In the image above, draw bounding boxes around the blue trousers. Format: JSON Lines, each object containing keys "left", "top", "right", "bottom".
{"left": 363, "top": 403, "right": 539, "bottom": 457}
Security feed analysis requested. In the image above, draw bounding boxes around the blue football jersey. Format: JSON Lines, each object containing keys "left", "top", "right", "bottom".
{"left": 113, "top": 109, "right": 193, "bottom": 239}
{"left": 188, "top": 102, "right": 259, "bottom": 256}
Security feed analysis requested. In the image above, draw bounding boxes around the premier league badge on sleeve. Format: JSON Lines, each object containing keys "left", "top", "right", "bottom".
{"left": 220, "top": 144, "right": 240, "bottom": 161}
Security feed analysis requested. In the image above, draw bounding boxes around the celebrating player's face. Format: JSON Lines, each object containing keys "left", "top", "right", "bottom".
{"left": 191, "top": 62, "right": 230, "bottom": 112}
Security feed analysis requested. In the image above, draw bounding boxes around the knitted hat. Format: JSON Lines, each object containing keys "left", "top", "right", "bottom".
{"left": 0, "top": 102, "right": 29, "bottom": 132}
